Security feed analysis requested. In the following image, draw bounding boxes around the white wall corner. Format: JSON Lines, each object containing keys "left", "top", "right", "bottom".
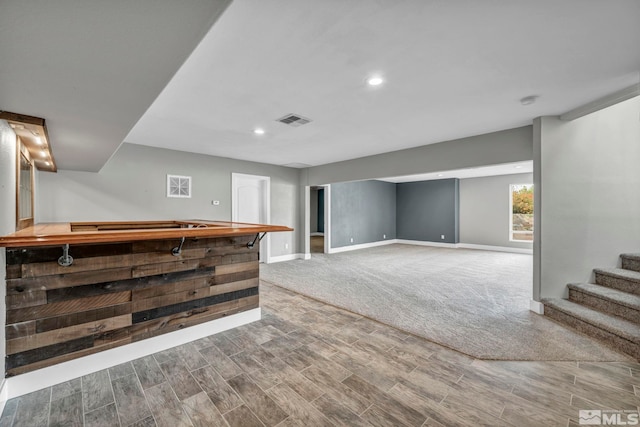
{"left": 530, "top": 299, "right": 544, "bottom": 314}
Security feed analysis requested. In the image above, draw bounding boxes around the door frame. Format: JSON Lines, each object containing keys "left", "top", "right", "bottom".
{"left": 231, "top": 173, "right": 270, "bottom": 263}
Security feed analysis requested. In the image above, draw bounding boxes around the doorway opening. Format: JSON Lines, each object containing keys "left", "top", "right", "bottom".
{"left": 231, "top": 173, "right": 270, "bottom": 262}
{"left": 309, "top": 185, "right": 330, "bottom": 255}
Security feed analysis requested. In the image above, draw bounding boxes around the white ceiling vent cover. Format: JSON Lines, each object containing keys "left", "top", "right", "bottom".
{"left": 276, "top": 113, "right": 312, "bottom": 127}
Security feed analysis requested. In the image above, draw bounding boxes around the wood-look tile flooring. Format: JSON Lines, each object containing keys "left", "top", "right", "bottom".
{"left": 2, "top": 282, "right": 639, "bottom": 427}
{"left": 310, "top": 236, "right": 324, "bottom": 254}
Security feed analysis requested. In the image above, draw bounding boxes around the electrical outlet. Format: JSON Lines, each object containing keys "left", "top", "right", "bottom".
{"left": 350, "top": 237, "right": 354, "bottom": 243}
{"left": 383, "top": 234, "right": 386, "bottom": 239}
{"left": 285, "top": 243, "right": 289, "bottom": 249}
{"left": 441, "top": 235, "right": 445, "bottom": 240}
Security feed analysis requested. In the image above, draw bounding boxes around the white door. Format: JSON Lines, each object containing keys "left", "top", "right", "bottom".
{"left": 232, "top": 173, "right": 270, "bottom": 262}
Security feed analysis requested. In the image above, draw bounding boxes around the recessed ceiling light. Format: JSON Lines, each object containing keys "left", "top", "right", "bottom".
{"left": 520, "top": 95, "right": 538, "bottom": 106}
{"left": 367, "top": 75, "right": 384, "bottom": 86}
{"left": 253, "top": 128, "right": 265, "bottom": 135}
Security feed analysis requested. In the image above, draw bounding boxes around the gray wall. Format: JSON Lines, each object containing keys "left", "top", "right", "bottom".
{"left": 536, "top": 96, "right": 640, "bottom": 299}
{"left": 331, "top": 180, "right": 396, "bottom": 248}
{"left": 396, "top": 179, "right": 459, "bottom": 243}
{"left": 0, "top": 120, "right": 17, "bottom": 382}
{"left": 37, "top": 143, "right": 301, "bottom": 258}
{"left": 305, "top": 126, "right": 532, "bottom": 186}
{"left": 300, "top": 126, "right": 533, "bottom": 251}
{"left": 460, "top": 173, "right": 533, "bottom": 249}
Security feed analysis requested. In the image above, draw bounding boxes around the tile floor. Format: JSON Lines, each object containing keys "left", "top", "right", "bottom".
{"left": 1, "top": 282, "right": 639, "bottom": 427}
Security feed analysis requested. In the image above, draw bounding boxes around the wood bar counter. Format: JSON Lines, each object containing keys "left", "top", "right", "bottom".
{"left": 0, "top": 220, "right": 292, "bottom": 376}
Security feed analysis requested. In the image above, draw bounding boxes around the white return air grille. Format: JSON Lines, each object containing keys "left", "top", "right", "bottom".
{"left": 276, "top": 113, "right": 313, "bottom": 127}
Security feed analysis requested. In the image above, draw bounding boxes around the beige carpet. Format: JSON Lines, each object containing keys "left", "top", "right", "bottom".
{"left": 261, "top": 244, "right": 632, "bottom": 361}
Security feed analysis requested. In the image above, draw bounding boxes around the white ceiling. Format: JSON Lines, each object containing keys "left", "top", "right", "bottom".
{"left": 0, "top": 0, "right": 231, "bottom": 171}
{"left": 378, "top": 161, "right": 533, "bottom": 183}
{"left": 2, "top": 1, "right": 639, "bottom": 172}
{"left": 127, "top": 0, "right": 640, "bottom": 168}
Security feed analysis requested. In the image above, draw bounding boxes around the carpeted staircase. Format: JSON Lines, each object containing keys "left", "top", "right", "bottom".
{"left": 543, "top": 253, "right": 640, "bottom": 360}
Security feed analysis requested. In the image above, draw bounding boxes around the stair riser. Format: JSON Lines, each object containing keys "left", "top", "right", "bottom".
{"left": 545, "top": 306, "right": 640, "bottom": 360}
{"left": 621, "top": 257, "right": 640, "bottom": 273}
{"left": 568, "top": 289, "right": 640, "bottom": 324}
{"left": 595, "top": 272, "right": 640, "bottom": 296}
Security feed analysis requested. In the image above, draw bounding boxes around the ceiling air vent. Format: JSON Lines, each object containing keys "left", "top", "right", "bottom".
{"left": 276, "top": 113, "right": 312, "bottom": 127}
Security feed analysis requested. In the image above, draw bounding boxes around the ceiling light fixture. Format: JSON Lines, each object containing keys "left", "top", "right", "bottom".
{"left": 367, "top": 75, "right": 384, "bottom": 86}
{"left": 437, "top": 174, "right": 444, "bottom": 177}
{"left": 0, "top": 111, "right": 57, "bottom": 172}
{"left": 520, "top": 95, "right": 538, "bottom": 106}
{"left": 253, "top": 128, "right": 265, "bottom": 135}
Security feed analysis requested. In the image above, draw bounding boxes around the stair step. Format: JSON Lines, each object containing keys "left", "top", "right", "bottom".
{"left": 542, "top": 299, "right": 640, "bottom": 360}
{"left": 621, "top": 253, "right": 640, "bottom": 273}
{"left": 594, "top": 268, "right": 640, "bottom": 296}
{"left": 568, "top": 283, "right": 640, "bottom": 324}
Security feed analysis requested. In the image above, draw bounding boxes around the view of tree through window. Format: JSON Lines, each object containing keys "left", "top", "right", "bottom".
{"left": 510, "top": 184, "right": 533, "bottom": 241}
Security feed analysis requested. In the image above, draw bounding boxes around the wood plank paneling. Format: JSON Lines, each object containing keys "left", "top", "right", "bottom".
{"left": 6, "top": 290, "right": 47, "bottom": 309}
{"left": 130, "top": 296, "right": 260, "bottom": 342}
{"left": 210, "top": 278, "right": 259, "bottom": 296}
{"left": 6, "top": 336, "right": 94, "bottom": 372}
{"left": 22, "top": 248, "right": 206, "bottom": 278}
{"left": 7, "top": 314, "right": 132, "bottom": 355}
{"left": 36, "top": 303, "right": 133, "bottom": 334}
{"left": 131, "top": 288, "right": 259, "bottom": 323}
{"left": 215, "top": 261, "right": 259, "bottom": 275}
{"left": 5, "top": 321, "right": 36, "bottom": 340}
{"left": 4, "top": 236, "right": 261, "bottom": 376}
{"left": 7, "top": 291, "right": 132, "bottom": 324}
{"left": 6, "top": 267, "right": 133, "bottom": 294}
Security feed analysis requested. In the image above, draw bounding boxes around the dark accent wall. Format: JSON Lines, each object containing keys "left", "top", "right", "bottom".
{"left": 331, "top": 180, "right": 396, "bottom": 248}
{"left": 396, "top": 179, "right": 459, "bottom": 243}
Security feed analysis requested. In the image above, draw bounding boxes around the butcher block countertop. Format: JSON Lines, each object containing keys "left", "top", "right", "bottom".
{"left": 0, "top": 220, "right": 293, "bottom": 247}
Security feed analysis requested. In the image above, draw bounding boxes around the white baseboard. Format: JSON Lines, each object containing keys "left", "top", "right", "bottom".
{"left": 0, "top": 379, "right": 6, "bottom": 416}
{"left": 395, "top": 239, "right": 458, "bottom": 249}
{"left": 267, "top": 253, "right": 302, "bottom": 263}
{"left": 457, "top": 243, "right": 533, "bottom": 255}
{"left": 303, "top": 253, "right": 312, "bottom": 260}
{"left": 530, "top": 300, "right": 545, "bottom": 314}
{"left": 328, "top": 239, "right": 397, "bottom": 254}
{"left": 1, "top": 308, "right": 261, "bottom": 401}
{"left": 323, "top": 239, "right": 532, "bottom": 255}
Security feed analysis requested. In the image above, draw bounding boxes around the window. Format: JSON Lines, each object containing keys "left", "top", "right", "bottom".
{"left": 510, "top": 184, "right": 533, "bottom": 241}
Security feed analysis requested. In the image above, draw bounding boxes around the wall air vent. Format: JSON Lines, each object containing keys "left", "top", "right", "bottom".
{"left": 276, "top": 113, "right": 312, "bottom": 127}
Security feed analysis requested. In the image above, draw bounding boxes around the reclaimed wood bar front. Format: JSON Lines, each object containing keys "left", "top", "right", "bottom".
{"left": 0, "top": 220, "right": 292, "bottom": 376}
